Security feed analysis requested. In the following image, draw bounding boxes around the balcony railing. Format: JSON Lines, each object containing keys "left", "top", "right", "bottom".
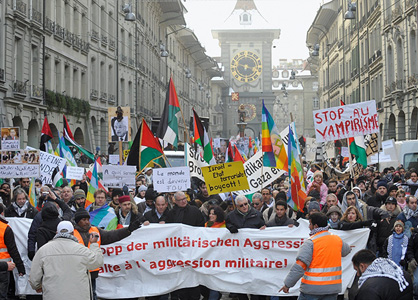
{"left": 73, "top": 36, "right": 81, "bottom": 50}
{"left": 91, "top": 30, "right": 99, "bottom": 42}
{"left": 54, "top": 24, "right": 65, "bottom": 40}
{"left": 31, "top": 85, "right": 42, "bottom": 99}
{"left": 64, "top": 30, "right": 73, "bottom": 46}
{"left": 14, "top": 0, "right": 26, "bottom": 16}
{"left": 45, "top": 17, "right": 54, "bottom": 33}
{"left": 13, "top": 80, "right": 27, "bottom": 95}
{"left": 31, "top": 8, "right": 42, "bottom": 24}
{"left": 0, "top": 69, "right": 4, "bottom": 82}
{"left": 90, "top": 89, "right": 98, "bottom": 100}
{"left": 81, "top": 41, "right": 89, "bottom": 54}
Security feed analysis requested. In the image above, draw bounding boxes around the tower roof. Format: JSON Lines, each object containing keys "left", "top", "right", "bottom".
{"left": 234, "top": 0, "right": 258, "bottom": 10}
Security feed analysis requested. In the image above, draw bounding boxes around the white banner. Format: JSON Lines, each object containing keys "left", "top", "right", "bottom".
{"left": 237, "top": 151, "right": 284, "bottom": 195}
{"left": 39, "top": 151, "right": 66, "bottom": 184}
{"left": 185, "top": 143, "right": 209, "bottom": 181}
{"left": 102, "top": 165, "right": 136, "bottom": 189}
{"left": 0, "top": 165, "right": 39, "bottom": 178}
{"left": 313, "top": 100, "right": 379, "bottom": 143}
{"left": 7, "top": 219, "right": 368, "bottom": 298}
{"left": 65, "top": 166, "right": 84, "bottom": 180}
{"left": 153, "top": 166, "right": 191, "bottom": 193}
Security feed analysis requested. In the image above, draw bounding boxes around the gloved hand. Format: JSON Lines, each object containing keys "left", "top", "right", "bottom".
{"left": 128, "top": 218, "right": 142, "bottom": 232}
{"left": 408, "top": 259, "right": 418, "bottom": 273}
{"left": 27, "top": 251, "right": 35, "bottom": 261}
{"left": 228, "top": 225, "right": 238, "bottom": 234}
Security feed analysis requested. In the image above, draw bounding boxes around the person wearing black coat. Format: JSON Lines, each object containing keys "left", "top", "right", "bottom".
{"left": 27, "top": 192, "right": 73, "bottom": 261}
{"left": 5, "top": 188, "right": 38, "bottom": 219}
{"left": 35, "top": 202, "right": 61, "bottom": 250}
{"left": 143, "top": 195, "right": 169, "bottom": 224}
{"left": 165, "top": 192, "right": 205, "bottom": 300}
{"left": 367, "top": 179, "right": 389, "bottom": 208}
{"left": 226, "top": 195, "right": 265, "bottom": 233}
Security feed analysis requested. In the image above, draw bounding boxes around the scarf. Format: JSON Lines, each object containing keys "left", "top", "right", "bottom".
{"left": 12, "top": 201, "right": 29, "bottom": 217}
{"left": 53, "top": 232, "right": 80, "bottom": 243}
{"left": 388, "top": 233, "right": 408, "bottom": 266}
{"left": 358, "top": 258, "right": 409, "bottom": 292}
{"left": 309, "top": 226, "right": 329, "bottom": 236}
{"left": 274, "top": 215, "right": 289, "bottom": 226}
{"left": 118, "top": 210, "right": 131, "bottom": 226}
{"left": 205, "top": 221, "right": 226, "bottom": 228}
{"left": 402, "top": 205, "right": 418, "bottom": 220}
{"left": 328, "top": 219, "right": 339, "bottom": 229}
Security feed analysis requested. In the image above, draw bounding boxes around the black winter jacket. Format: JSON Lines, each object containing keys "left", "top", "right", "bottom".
{"left": 35, "top": 202, "right": 61, "bottom": 249}
{"left": 5, "top": 202, "right": 38, "bottom": 219}
{"left": 166, "top": 204, "right": 205, "bottom": 227}
{"left": 226, "top": 207, "right": 265, "bottom": 231}
{"left": 144, "top": 209, "right": 169, "bottom": 223}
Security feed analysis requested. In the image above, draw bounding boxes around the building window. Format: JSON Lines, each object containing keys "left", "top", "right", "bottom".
{"left": 240, "top": 12, "right": 251, "bottom": 25}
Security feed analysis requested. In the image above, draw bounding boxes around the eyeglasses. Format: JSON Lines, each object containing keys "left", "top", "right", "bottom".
{"left": 175, "top": 197, "right": 187, "bottom": 202}
{"left": 239, "top": 202, "right": 249, "bottom": 208}
{"left": 252, "top": 202, "right": 261, "bottom": 206}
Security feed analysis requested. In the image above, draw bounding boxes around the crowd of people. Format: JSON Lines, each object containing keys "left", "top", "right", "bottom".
{"left": 0, "top": 162, "right": 416, "bottom": 299}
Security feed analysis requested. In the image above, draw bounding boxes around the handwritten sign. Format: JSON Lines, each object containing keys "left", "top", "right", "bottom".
{"left": 39, "top": 151, "right": 66, "bottom": 184}
{"left": 102, "top": 165, "right": 136, "bottom": 189}
{"left": 186, "top": 143, "right": 209, "bottom": 181}
{"left": 202, "top": 162, "right": 249, "bottom": 195}
{"left": 153, "top": 166, "right": 190, "bottom": 193}
{"left": 0, "top": 164, "right": 39, "bottom": 178}
{"left": 66, "top": 166, "right": 84, "bottom": 180}
{"left": 108, "top": 155, "right": 120, "bottom": 165}
{"left": 1, "top": 127, "right": 20, "bottom": 150}
{"left": 313, "top": 100, "right": 379, "bottom": 142}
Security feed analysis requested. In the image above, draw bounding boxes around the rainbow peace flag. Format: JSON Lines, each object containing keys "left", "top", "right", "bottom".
{"left": 261, "top": 100, "right": 288, "bottom": 171}
{"left": 287, "top": 125, "right": 306, "bottom": 211}
{"left": 85, "top": 159, "right": 99, "bottom": 208}
{"left": 89, "top": 203, "right": 118, "bottom": 230}
{"left": 28, "top": 177, "right": 37, "bottom": 208}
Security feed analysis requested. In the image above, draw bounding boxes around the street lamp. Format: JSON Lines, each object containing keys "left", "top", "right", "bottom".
{"left": 122, "top": 4, "right": 136, "bottom": 21}
{"left": 311, "top": 44, "right": 320, "bottom": 57}
{"left": 344, "top": 2, "right": 356, "bottom": 20}
{"left": 160, "top": 43, "right": 169, "bottom": 57}
{"left": 185, "top": 69, "right": 192, "bottom": 79}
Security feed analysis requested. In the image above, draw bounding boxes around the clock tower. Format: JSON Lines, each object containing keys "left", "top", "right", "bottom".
{"left": 212, "top": 0, "right": 280, "bottom": 137}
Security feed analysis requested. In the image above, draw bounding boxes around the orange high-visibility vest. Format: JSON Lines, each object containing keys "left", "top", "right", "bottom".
{"left": 0, "top": 222, "right": 11, "bottom": 262}
{"left": 301, "top": 231, "right": 343, "bottom": 286}
{"left": 73, "top": 227, "right": 101, "bottom": 272}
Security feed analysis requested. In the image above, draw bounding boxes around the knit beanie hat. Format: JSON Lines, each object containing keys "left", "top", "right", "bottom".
{"left": 314, "top": 170, "right": 323, "bottom": 179}
{"left": 73, "top": 189, "right": 86, "bottom": 199}
{"left": 377, "top": 179, "right": 388, "bottom": 189}
{"left": 138, "top": 185, "right": 147, "bottom": 192}
{"left": 308, "top": 201, "right": 320, "bottom": 213}
{"left": 385, "top": 196, "right": 397, "bottom": 205}
{"left": 74, "top": 208, "right": 90, "bottom": 224}
{"left": 112, "top": 188, "right": 124, "bottom": 198}
{"left": 326, "top": 205, "right": 342, "bottom": 218}
{"left": 393, "top": 220, "right": 404, "bottom": 230}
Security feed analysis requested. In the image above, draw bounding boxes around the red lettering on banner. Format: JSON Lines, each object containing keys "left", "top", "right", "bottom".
{"left": 314, "top": 112, "right": 323, "bottom": 124}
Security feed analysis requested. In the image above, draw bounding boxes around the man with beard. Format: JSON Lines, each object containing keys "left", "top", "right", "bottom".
{"left": 353, "top": 249, "right": 412, "bottom": 299}
{"left": 367, "top": 179, "right": 389, "bottom": 208}
{"left": 327, "top": 180, "right": 338, "bottom": 194}
{"left": 397, "top": 195, "right": 418, "bottom": 238}
{"left": 73, "top": 208, "right": 141, "bottom": 300}
{"left": 68, "top": 189, "right": 86, "bottom": 213}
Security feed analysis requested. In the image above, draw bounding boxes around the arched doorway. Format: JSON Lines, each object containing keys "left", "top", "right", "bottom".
{"left": 27, "top": 120, "right": 39, "bottom": 148}
{"left": 74, "top": 127, "right": 84, "bottom": 147}
{"left": 411, "top": 107, "right": 418, "bottom": 139}
{"left": 12, "top": 117, "right": 24, "bottom": 148}
{"left": 398, "top": 111, "right": 405, "bottom": 141}
{"left": 387, "top": 114, "right": 396, "bottom": 140}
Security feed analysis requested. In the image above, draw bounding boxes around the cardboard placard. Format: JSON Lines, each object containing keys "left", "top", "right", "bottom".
{"left": 201, "top": 161, "right": 249, "bottom": 195}
{"left": 66, "top": 166, "right": 85, "bottom": 180}
{"left": 102, "top": 165, "right": 136, "bottom": 189}
{"left": 39, "top": 151, "right": 66, "bottom": 184}
{"left": 1, "top": 127, "right": 20, "bottom": 150}
{"left": 153, "top": 166, "right": 191, "bottom": 193}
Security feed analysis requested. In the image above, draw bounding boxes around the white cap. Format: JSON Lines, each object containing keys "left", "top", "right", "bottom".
{"left": 57, "top": 221, "right": 74, "bottom": 234}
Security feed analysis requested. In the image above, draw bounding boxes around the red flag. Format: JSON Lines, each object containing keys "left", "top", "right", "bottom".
{"left": 40, "top": 116, "right": 53, "bottom": 152}
{"left": 63, "top": 115, "right": 74, "bottom": 140}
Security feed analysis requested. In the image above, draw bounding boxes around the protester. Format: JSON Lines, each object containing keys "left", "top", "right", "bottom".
{"left": 327, "top": 179, "right": 338, "bottom": 194}
{"left": 266, "top": 200, "right": 297, "bottom": 227}
{"left": 115, "top": 195, "right": 143, "bottom": 227}
{"left": 367, "top": 179, "right": 389, "bottom": 208}
{"left": 143, "top": 195, "right": 169, "bottom": 224}
{"left": 280, "top": 212, "right": 351, "bottom": 298}
{"left": 29, "top": 221, "right": 104, "bottom": 300}
{"left": 261, "top": 187, "right": 274, "bottom": 209}
{"left": 134, "top": 185, "right": 147, "bottom": 204}
{"left": 397, "top": 195, "right": 418, "bottom": 237}
{"left": 138, "top": 188, "right": 157, "bottom": 216}
{"left": 397, "top": 189, "right": 407, "bottom": 210}
{"left": 60, "top": 186, "right": 73, "bottom": 204}
{"left": 251, "top": 192, "right": 266, "bottom": 212}
{"left": 5, "top": 188, "right": 38, "bottom": 218}
{"left": 35, "top": 202, "right": 62, "bottom": 249}
{"left": 377, "top": 196, "right": 402, "bottom": 254}
{"left": 144, "top": 167, "right": 153, "bottom": 186}
{"left": 205, "top": 206, "right": 226, "bottom": 228}
{"left": 338, "top": 206, "right": 375, "bottom": 230}
{"left": 306, "top": 171, "right": 328, "bottom": 205}
{"left": 196, "top": 181, "right": 222, "bottom": 205}
{"left": 352, "top": 249, "right": 412, "bottom": 299}
{"left": 381, "top": 220, "right": 408, "bottom": 268}
{"left": 226, "top": 195, "right": 265, "bottom": 233}
{"left": 326, "top": 205, "right": 342, "bottom": 229}
{"left": 0, "top": 183, "right": 11, "bottom": 208}
{"left": 363, "top": 177, "right": 379, "bottom": 204}
{"left": 73, "top": 208, "right": 141, "bottom": 300}
{"left": 407, "top": 171, "right": 418, "bottom": 195}
{"left": 321, "top": 193, "right": 338, "bottom": 214}
{"left": 68, "top": 189, "right": 86, "bottom": 212}
{"left": 109, "top": 188, "right": 124, "bottom": 210}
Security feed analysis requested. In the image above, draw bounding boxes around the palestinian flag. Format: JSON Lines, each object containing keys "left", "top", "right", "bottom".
{"left": 340, "top": 100, "right": 367, "bottom": 168}
{"left": 51, "top": 166, "right": 64, "bottom": 187}
{"left": 40, "top": 116, "right": 53, "bottom": 152}
{"left": 62, "top": 115, "right": 95, "bottom": 161}
{"left": 193, "top": 109, "right": 215, "bottom": 165}
{"left": 126, "top": 119, "right": 164, "bottom": 172}
{"left": 156, "top": 77, "right": 180, "bottom": 148}
{"left": 225, "top": 144, "right": 245, "bottom": 163}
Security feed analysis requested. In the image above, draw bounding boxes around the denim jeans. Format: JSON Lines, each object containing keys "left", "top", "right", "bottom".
{"left": 298, "top": 293, "right": 338, "bottom": 300}
{"left": 0, "top": 271, "right": 9, "bottom": 300}
{"left": 91, "top": 277, "right": 97, "bottom": 300}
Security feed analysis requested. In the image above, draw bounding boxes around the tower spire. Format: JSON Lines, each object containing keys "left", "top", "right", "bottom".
{"left": 233, "top": 0, "right": 258, "bottom": 11}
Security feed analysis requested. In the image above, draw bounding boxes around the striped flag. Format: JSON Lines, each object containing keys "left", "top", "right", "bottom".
{"left": 40, "top": 115, "right": 53, "bottom": 152}
{"left": 156, "top": 77, "right": 181, "bottom": 148}
{"left": 85, "top": 159, "right": 99, "bottom": 208}
{"left": 287, "top": 125, "right": 306, "bottom": 211}
{"left": 51, "top": 166, "right": 64, "bottom": 187}
{"left": 63, "top": 115, "right": 95, "bottom": 161}
{"left": 193, "top": 109, "right": 215, "bottom": 165}
{"left": 89, "top": 203, "right": 118, "bottom": 230}
{"left": 28, "top": 177, "right": 37, "bottom": 207}
{"left": 261, "top": 100, "right": 288, "bottom": 171}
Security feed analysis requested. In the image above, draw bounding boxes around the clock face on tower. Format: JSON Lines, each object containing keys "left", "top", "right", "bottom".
{"left": 230, "top": 51, "right": 262, "bottom": 83}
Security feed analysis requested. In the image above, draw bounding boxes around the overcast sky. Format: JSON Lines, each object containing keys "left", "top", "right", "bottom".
{"left": 183, "top": 0, "right": 323, "bottom": 65}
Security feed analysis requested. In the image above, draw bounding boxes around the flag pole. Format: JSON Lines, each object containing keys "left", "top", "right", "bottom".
{"left": 347, "top": 138, "right": 355, "bottom": 187}
{"left": 139, "top": 118, "right": 144, "bottom": 172}
{"left": 178, "top": 106, "right": 190, "bottom": 146}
